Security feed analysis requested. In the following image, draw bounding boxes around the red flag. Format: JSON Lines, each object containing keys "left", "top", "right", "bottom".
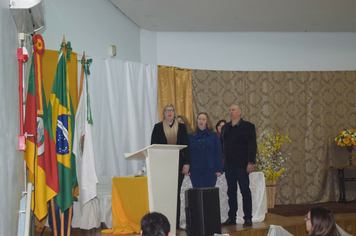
{"left": 24, "top": 34, "right": 59, "bottom": 220}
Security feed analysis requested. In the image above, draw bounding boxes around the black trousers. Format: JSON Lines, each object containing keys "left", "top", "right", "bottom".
{"left": 224, "top": 167, "right": 252, "bottom": 221}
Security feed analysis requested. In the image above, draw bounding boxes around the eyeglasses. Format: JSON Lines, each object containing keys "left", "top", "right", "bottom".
{"left": 165, "top": 109, "right": 174, "bottom": 113}
{"left": 304, "top": 214, "right": 310, "bottom": 221}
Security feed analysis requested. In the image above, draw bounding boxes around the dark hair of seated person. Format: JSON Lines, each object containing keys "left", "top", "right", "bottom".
{"left": 308, "top": 206, "right": 340, "bottom": 236}
{"left": 140, "top": 212, "right": 171, "bottom": 236}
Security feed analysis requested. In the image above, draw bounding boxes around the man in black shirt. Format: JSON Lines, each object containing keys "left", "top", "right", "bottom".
{"left": 220, "top": 104, "right": 257, "bottom": 227}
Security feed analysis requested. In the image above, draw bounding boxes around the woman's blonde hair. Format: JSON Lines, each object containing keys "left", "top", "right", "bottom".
{"left": 177, "top": 115, "right": 192, "bottom": 134}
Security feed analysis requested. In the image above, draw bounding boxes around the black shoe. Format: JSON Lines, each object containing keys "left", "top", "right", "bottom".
{"left": 222, "top": 218, "right": 236, "bottom": 226}
{"left": 243, "top": 219, "right": 252, "bottom": 227}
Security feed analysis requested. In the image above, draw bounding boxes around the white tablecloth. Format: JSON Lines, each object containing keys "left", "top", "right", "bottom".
{"left": 72, "top": 176, "right": 113, "bottom": 229}
{"left": 267, "top": 225, "right": 294, "bottom": 236}
{"left": 179, "top": 172, "right": 267, "bottom": 228}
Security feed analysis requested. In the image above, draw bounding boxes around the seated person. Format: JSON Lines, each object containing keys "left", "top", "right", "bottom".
{"left": 141, "top": 212, "right": 171, "bottom": 236}
{"left": 305, "top": 206, "right": 340, "bottom": 236}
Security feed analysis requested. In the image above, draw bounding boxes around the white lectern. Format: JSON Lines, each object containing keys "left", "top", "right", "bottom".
{"left": 125, "top": 144, "right": 187, "bottom": 236}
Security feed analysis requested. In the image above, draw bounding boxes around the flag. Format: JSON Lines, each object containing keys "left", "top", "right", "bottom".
{"left": 23, "top": 34, "right": 59, "bottom": 220}
{"left": 48, "top": 42, "right": 77, "bottom": 212}
{"left": 73, "top": 57, "right": 98, "bottom": 208}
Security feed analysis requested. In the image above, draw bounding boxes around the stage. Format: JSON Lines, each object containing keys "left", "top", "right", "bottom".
{"left": 36, "top": 211, "right": 356, "bottom": 236}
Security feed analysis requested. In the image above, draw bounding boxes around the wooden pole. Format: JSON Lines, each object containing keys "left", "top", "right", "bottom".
{"left": 61, "top": 212, "right": 64, "bottom": 236}
{"left": 62, "top": 35, "right": 66, "bottom": 54}
{"left": 66, "top": 206, "right": 73, "bottom": 236}
{"left": 59, "top": 35, "right": 76, "bottom": 235}
{"left": 50, "top": 199, "right": 58, "bottom": 236}
{"left": 62, "top": 34, "right": 74, "bottom": 236}
{"left": 60, "top": 35, "right": 67, "bottom": 236}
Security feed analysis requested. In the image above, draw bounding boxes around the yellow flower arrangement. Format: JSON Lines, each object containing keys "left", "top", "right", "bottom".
{"left": 256, "top": 130, "right": 292, "bottom": 180}
{"left": 335, "top": 129, "right": 356, "bottom": 147}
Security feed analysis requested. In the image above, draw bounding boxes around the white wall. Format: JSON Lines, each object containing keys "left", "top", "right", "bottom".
{"left": 0, "top": 0, "right": 142, "bottom": 235}
{"left": 155, "top": 31, "right": 356, "bottom": 71}
{"left": 40, "top": 0, "right": 141, "bottom": 61}
{"left": 0, "top": 0, "right": 25, "bottom": 235}
{"left": 140, "top": 29, "right": 157, "bottom": 65}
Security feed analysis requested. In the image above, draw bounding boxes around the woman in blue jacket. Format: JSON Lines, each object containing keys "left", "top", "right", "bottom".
{"left": 189, "top": 112, "right": 223, "bottom": 188}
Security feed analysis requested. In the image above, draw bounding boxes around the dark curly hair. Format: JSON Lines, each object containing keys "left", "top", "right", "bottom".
{"left": 141, "top": 212, "right": 170, "bottom": 236}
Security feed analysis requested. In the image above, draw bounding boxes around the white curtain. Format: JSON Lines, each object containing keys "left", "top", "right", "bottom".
{"left": 78, "top": 56, "right": 158, "bottom": 178}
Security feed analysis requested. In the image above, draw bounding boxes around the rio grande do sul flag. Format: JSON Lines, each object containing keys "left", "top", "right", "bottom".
{"left": 48, "top": 43, "right": 77, "bottom": 213}
{"left": 23, "top": 34, "right": 59, "bottom": 220}
{"left": 73, "top": 57, "right": 98, "bottom": 209}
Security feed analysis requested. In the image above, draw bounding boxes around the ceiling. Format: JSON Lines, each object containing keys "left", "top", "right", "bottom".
{"left": 110, "top": 0, "right": 356, "bottom": 32}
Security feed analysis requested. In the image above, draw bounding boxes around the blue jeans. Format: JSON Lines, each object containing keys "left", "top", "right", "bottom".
{"left": 224, "top": 167, "right": 252, "bottom": 221}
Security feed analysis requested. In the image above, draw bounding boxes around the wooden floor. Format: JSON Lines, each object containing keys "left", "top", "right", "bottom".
{"left": 35, "top": 212, "right": 356, "bottom": 236}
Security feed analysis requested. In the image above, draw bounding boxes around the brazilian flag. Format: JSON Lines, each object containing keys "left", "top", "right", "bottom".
{"left": 48, "top": 48, "right": 77, "bottom": 212}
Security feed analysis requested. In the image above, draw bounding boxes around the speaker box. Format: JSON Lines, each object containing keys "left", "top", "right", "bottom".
{"left": 185, "top": 187, "right": 221, "bottom": 236}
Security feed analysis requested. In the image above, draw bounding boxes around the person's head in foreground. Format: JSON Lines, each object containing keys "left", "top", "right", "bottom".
{"left": 305, "top": 206, "right": 340, "bottom": 236}
{"left": 140, "top": 212, "right": 171, "bottom": 236}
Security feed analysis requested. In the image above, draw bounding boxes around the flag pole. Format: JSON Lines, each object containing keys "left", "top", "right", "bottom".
{"left": 66, "top": 205, "right": 73, "bottom": 236}
{"left": 60, "top": 212, "right": 64, "bottom": 236}
{"left": 60, "top": 35, "right": 66, "bottom": 236}
{"left": 61, "top": 34, "right": 74, "bottom": 236}
{"left": 62, "top": 35, "right": 66, "bottom": 54}
{"left": 66, "top": 189, "right": 74, "bottom": 236}
{"left": 50, "top": 199, "right": 58, "bottom": 236}
{"left": 78, "top": 52, "right": 85, "bottom": 102}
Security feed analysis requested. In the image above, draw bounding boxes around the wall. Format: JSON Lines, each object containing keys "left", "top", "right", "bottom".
{"left": 155, "top": 31, "right": 356, "bottom": 71}
{"left": 0, "top": 0, "right": 143, "bottom": 234}
{"left": 0, "top": 0, "right": 25, "bottom": 235}
{"left": 40, "top": 0, "right": 141, "bottom": 61}
{"left": 140, "top": 29, "right": 157, "bottom": 65}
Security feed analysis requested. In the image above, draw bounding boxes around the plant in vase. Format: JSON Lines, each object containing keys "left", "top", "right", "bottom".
{"left": 335, "top": 129, "right": 356, "bottom": 165}
{"left": 255, "top": 130, "right": 292, "bottom": 208}
{"left": 256, "top": 130, "right": 292, "bottom": 181}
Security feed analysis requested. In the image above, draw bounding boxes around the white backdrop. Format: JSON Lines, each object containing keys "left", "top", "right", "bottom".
{"left": 79, "top": 56, "right": 159, "bottom": 178}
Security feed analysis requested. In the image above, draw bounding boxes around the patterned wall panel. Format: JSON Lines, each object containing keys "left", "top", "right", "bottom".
{"left": 192, "top": 70, "right": 356, "bottom": 204}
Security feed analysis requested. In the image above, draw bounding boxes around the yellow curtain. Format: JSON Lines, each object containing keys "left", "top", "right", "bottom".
{"left": 157, "top": 66, "right": 193, "bottom": 126}
{"left": 42, "top": 49, "right": 78, "bottom": 113}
